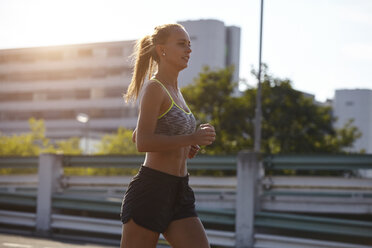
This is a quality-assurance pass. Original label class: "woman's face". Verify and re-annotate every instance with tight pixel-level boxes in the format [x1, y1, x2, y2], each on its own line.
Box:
[160, 27, 192, 70]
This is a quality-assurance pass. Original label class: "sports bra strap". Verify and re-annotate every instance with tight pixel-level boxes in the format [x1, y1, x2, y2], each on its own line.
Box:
[151, 77, 192, 115]
[151, 78, 175, 103]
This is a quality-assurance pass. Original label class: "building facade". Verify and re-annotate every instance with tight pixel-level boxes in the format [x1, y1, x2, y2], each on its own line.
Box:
[178, 19, 241, 87]
[0, 41, 137, 143]
[333, 89, 372, 153]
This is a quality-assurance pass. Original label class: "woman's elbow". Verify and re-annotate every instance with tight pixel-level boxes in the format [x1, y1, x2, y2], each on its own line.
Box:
[136, 133, 156, 152]
[136, 142, 145, 152]
[136, 138, 148, 152]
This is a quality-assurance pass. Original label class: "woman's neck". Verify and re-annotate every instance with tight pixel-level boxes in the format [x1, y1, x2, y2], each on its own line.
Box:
[155, 66, 179, 89]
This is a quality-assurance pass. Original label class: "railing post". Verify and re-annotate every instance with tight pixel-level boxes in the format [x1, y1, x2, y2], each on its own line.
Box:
[36, 153, 63, 235]
[236, 151, 260, 248]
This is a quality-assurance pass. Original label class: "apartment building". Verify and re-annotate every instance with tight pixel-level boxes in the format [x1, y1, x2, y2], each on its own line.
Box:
[333, 89, 372, 153]
[0, 40, 137, 142]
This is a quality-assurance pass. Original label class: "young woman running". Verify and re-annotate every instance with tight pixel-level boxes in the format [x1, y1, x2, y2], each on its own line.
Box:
[120, 23, 216, 248]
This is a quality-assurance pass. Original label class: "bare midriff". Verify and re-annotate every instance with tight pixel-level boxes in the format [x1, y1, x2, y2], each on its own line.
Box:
[143, 145, 191, 177]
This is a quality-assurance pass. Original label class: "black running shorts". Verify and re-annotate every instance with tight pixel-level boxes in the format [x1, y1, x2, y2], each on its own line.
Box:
[120, 165, 198, 233]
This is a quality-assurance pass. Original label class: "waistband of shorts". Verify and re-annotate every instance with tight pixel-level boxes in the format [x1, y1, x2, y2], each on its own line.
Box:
[138, 165, 189, 183]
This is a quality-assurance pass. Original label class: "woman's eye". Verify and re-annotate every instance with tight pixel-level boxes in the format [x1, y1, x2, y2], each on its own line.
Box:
[178, 43, 190, 47]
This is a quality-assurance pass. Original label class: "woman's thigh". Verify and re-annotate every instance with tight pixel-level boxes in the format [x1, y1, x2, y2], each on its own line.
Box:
[120, 219, 160, 248]
[163, 217, 210, 248]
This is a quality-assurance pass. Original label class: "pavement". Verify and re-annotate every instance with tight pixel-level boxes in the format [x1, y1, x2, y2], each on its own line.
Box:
[0, 233, 169, 248]
[0, 233, 117, 248]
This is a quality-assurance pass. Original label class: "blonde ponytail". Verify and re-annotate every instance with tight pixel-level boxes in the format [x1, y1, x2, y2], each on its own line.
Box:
[125, 35, 156, 102]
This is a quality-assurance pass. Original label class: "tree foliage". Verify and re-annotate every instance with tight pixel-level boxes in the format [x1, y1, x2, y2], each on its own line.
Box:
[182, 65, 361, 155]
[182, 66, 251, 154]
[0, 119, 140, 175]
[94, 127, 141, 155]
[0, 118, 140, 157]
[0, 118, 82, 156]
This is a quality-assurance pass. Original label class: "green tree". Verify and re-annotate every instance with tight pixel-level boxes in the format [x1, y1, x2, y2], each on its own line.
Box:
[182, 66, 251, 154]
[94, 127, 141, 155]
[0, 118, 52, 156]
[55, 137, 82, 155]
[0, 118, 140, 156]
[182, 64, 361, 154]
[0, 118, 83, 156]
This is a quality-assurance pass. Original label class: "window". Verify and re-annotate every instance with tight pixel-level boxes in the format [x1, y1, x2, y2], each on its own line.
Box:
[90, 109, 104, 118]
[108, 67, 123, 76]
[43, 110, 62, 119]
[33, 92, 47, 101]
[46, 91, 64, 100]
[90, 88, 105, 99]
[78, 48, 92, 58]
[0, 92, 33, 102]
[75, 89, 90, 99]
[105, 87, 124, 98]
[20, 53, 36, 63]
[47, 51, 63, 61]
[92, 69, 107, 78]
[107, 47, 123, 57]
[5, 111, 33, 121]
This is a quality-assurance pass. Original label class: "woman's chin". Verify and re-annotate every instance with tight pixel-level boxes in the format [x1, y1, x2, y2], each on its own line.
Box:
[180, 63, 189, 70]
[176, 64, 188, 72]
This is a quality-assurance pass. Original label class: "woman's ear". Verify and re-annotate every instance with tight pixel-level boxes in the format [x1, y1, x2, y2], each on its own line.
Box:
[155, 44, 165, 59]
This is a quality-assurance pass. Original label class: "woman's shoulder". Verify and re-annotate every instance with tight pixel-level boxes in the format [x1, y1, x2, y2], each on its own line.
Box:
[142, 79, 166, 94]
[140, 79, 166, 102]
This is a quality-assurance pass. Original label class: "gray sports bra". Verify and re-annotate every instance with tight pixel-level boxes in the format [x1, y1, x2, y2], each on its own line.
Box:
[151, 78, 196, 136]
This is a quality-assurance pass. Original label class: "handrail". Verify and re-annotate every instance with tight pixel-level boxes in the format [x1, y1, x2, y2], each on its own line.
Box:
[254, 233, 372, 248]
[0, 156, 38, 169]
[263, 154, 372, 170]
[62, 155, 144, 168]
[62, 154, 237, 171]
[0, 191, 236, 227]
[255, 211, 372, 238]
[1, 153, 372, 247]
[0, 191, 36, 207]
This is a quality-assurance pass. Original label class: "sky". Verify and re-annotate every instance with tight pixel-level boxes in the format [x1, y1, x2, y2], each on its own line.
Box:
[0, 0, 371, 102]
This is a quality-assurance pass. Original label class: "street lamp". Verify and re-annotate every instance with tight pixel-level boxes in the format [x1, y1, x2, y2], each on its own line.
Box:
[254, 0, 264, 152]
[76, 113, 90, 154]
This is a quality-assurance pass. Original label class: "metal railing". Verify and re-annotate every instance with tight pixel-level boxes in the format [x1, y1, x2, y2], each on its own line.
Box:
[1, 153, 372, 247]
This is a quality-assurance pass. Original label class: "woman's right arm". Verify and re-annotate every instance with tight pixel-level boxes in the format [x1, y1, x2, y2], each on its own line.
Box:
[135, 82, 215, 152]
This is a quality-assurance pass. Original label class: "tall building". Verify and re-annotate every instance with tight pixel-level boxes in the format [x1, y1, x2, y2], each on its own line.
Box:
[0, 19, 241, 149]
[0, 41, 137, 143]
[178, 19, 241, 87]
[333, 89, 372, 153]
